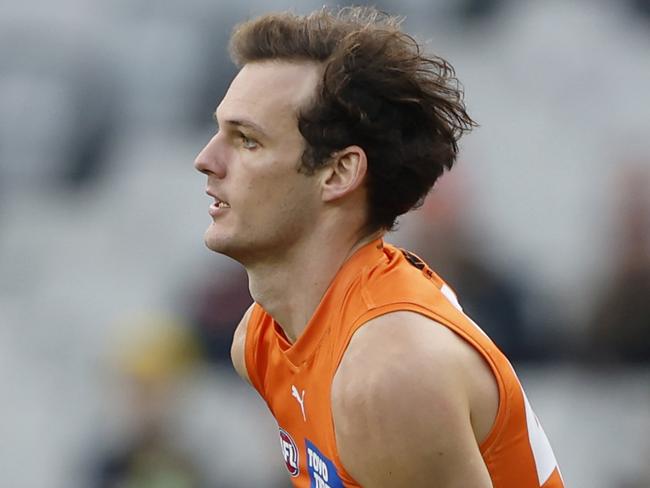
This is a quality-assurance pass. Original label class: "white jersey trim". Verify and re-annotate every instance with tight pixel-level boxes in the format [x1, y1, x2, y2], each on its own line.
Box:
[442, 281, 562, 486]
[522, 390, 560, 485]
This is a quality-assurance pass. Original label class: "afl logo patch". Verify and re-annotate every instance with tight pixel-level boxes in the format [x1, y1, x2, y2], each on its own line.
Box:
[279, 428, 300, 477]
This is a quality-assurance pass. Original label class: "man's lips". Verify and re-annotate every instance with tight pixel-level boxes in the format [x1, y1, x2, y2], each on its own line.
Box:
[206, 190, 230, 217]
[209, 202, 229, 217]
[206, 190, 230, 207]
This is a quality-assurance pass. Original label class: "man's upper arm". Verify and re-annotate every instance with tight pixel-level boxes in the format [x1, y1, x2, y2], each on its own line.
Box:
[231, 303, 255, 384]
[331, 311, 493, 488]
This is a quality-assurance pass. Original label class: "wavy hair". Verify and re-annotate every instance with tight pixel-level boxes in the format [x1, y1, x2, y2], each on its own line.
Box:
[229, 7, 476, 231]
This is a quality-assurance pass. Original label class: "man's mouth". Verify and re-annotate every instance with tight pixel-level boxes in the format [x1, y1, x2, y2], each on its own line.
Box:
[206, 190, 231, 209]
[208, 197, 230, 218]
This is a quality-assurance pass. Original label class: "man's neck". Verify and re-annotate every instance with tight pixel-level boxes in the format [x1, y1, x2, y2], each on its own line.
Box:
[246, 229, 383, 343]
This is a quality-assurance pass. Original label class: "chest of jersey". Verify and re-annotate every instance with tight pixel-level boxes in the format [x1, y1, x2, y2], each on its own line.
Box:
[264, 340, 351, 487]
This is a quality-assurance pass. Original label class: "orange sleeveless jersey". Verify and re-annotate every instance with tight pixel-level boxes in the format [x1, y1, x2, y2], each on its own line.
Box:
[244, 239, 564, 487]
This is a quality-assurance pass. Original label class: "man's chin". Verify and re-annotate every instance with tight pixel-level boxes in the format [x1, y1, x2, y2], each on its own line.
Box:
[204, 228, 227, 253]
[204, 230, 242, 260]
[205, 236, 226, 254]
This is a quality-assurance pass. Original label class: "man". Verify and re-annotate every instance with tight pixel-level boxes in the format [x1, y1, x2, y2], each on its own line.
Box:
[194, 7, 563, 487]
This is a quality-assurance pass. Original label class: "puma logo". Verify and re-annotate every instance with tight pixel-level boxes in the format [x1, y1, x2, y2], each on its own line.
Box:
[291, 385, 306, 421]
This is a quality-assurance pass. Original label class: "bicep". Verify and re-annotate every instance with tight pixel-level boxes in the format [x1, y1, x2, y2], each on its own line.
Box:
[332, 312, 493, 488]
[334, 381, 492, 488]
[231, 303, 255, 384]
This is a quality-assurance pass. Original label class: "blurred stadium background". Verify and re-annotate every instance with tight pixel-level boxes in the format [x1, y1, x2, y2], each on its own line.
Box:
[1, 0, 649, 486]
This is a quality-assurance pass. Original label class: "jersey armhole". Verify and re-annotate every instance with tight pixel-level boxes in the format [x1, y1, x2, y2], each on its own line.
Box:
[243, 304, 266, 398]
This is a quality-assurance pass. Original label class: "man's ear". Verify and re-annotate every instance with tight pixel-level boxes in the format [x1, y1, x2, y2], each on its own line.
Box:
[321, 146, 368, 202]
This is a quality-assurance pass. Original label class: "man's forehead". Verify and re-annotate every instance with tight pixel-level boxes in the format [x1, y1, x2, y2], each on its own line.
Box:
[217, 61, 321, 128]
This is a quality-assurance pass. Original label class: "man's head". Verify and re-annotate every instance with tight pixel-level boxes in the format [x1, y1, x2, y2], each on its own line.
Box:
[195, 7, 474, 260]
[195, 60, 324, 262]
[229, 7, 476, 231]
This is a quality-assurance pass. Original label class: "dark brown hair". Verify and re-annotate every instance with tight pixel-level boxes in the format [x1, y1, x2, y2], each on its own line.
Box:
[229, 7, 476, 232]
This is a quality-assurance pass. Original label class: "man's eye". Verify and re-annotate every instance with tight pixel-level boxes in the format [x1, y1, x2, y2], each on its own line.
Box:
[240, 134, 258, 149]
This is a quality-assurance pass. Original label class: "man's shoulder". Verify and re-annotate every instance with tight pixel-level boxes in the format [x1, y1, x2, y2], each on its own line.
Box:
[331, 310, 481, 438]
[330, 310, 494, 486]
[332, 310, 471, 408]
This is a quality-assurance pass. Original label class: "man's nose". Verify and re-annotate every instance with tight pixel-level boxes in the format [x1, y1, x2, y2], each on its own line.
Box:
[194, 134, 226, 178]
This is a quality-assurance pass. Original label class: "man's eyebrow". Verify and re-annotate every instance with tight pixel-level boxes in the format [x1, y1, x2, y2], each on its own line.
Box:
[212, 112, 269, 138]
